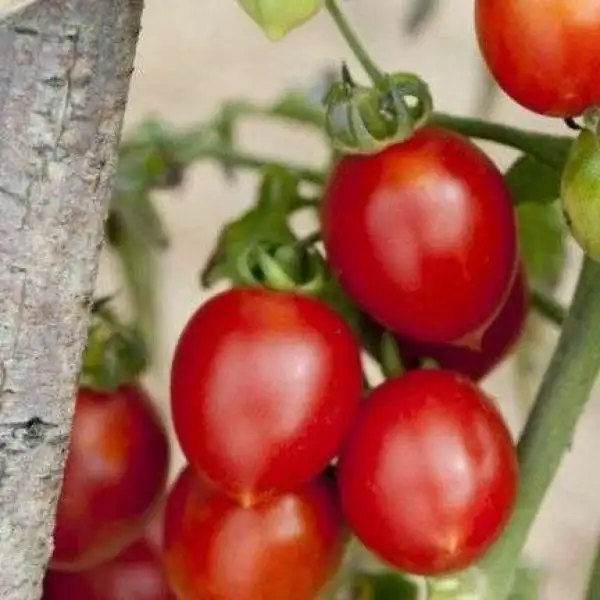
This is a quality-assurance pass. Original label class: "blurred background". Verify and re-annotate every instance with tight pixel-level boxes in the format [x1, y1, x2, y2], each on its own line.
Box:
[95, 1, 600, 598]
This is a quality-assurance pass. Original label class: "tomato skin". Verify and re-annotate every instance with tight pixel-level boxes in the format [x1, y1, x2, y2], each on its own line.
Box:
[43, 510, 176, 600]
[475, 0, 600, 117]
[398, 265, 529, 381]
[164, 467, 345, 600]
[338, 370, 518, 576]
[321, 127, 518, 345]
[170, 287, 363, 504]
[51, 385, 170, 572]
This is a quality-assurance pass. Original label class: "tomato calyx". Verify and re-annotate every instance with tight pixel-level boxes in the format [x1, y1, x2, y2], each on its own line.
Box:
[80, 298, 149, 392]
[237, 239, 325, 294]
[200, 165, 312, 289]
[323, 63, 433, 155]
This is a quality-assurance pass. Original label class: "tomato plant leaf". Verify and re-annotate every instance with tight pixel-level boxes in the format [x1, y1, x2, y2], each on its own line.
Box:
[505, 155, 563, 206]
[517, 200, 566, 292]
[107, 215, 160, 362]
[505, 156, 567, 290]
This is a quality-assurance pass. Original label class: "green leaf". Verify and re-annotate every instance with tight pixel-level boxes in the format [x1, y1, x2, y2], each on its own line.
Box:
[505, 156, 567, 290]
[517, 200, 566, 291]
[353, 570, 419, 600]
[108, 215, 160, 363]
[505, 155, 563, 206]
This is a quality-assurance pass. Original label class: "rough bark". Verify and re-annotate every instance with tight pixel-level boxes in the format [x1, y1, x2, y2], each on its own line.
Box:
[0, 1, 144, 598]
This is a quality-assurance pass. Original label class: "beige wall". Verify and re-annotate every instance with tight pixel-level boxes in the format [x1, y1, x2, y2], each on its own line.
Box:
[96, 2, 600, 598]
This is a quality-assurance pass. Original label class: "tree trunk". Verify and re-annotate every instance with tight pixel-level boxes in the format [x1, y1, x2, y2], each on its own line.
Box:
[0, 1, 144, 598]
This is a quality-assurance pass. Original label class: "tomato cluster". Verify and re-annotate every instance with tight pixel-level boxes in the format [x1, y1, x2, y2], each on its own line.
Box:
[165, 126, 521, 597]
[42, 384, 174, 598]
[44, 506, 176, 600]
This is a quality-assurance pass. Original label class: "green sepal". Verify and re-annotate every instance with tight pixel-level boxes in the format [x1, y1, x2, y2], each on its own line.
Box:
[200, 165, 301, 288]
[323, 66, 433, 155]
[80, 300, 149, 393]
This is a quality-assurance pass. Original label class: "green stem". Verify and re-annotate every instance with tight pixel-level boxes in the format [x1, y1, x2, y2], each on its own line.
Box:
[585, 538, 600, 600]
[432, 113, 572, 169]
[223, 100, 573, 172]
[324, 0, 384, 84]
[530, 288, 567, 327]
[179, 140, 325, 185]
[476, 256, 600, 599]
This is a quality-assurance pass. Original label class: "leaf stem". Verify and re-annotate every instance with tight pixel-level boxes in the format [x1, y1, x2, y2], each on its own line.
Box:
[585, 537, 600, 600]
[529, 287, 567, 327]
[178, 138, 326, 185]
[431, 113, 572, 169]
[475, 256, 600, 599]
[324, 0, 384, 84]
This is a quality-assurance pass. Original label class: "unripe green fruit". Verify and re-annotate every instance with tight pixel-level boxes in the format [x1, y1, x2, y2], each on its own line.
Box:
[236, 0, 323, 41]
[561, 129, 600, 262]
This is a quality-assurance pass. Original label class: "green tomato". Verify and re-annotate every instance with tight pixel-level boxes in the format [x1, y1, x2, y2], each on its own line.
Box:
[561, 129, 600, 262]
[236, 0, 323, 41]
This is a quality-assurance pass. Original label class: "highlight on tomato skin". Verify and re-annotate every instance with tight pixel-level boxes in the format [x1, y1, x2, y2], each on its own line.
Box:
[170, 286, 364, 505]
[43, 507, 176, 600]
[321, 126, 518, 347]
[397, 264, 529, 381]
[338, 369, 518, 576]
[50, 385, 170, 572]
[163, 466, 346, 600]
[475, 0, 600, 117]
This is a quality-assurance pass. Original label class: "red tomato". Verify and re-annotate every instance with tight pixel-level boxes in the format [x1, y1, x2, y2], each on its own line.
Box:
[170, 287, 363, 505]
[338, 370, 518, 576]
[321, 127, 518, 346]
[164, 467, 344, 600]
[44, 509, 175, 600]
[398, 265, 529, 381]
[51, 385, 170, 572]
[475, 0, 600, 117]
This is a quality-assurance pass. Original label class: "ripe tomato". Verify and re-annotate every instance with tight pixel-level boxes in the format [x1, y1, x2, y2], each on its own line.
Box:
[321, 127, 518, 346]
[164, 467, 345, 600]
[43, 509, 175, 600]
[398, 265, 529, 381]
[338, 370, 518, 576]
[170, 287, 363, 505]
[475, 0, 600, 117]
[51, 385, 170, 572]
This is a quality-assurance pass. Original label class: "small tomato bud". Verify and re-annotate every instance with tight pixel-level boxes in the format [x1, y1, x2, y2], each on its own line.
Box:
[561, 129, 600, 262]
[235, 0, 323, 41]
